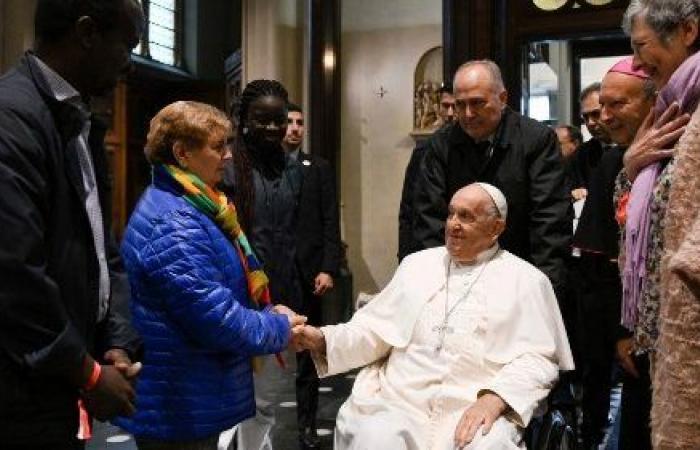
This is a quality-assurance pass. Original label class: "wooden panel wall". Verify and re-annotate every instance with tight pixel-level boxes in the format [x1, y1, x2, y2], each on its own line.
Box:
[443, 0, 630, 110]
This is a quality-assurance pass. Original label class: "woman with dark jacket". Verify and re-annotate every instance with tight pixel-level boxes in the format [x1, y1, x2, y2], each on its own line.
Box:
[115, 101, 302, 449]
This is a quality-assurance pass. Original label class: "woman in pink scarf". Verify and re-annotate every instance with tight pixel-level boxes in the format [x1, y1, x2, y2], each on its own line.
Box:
[623, 1, 700, 448]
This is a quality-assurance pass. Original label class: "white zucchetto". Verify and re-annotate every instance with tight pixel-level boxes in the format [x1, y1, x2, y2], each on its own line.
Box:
[475, 182, 508, 219]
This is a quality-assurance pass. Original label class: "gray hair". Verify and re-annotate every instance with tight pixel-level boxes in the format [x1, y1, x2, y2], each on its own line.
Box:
[642, 78, 657, 99]
[454, 59, 506, 93]
[623, 0, 700, 50]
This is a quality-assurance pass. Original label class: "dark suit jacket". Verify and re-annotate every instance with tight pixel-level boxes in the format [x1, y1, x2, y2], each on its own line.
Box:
[295, 152, 341, 291]
[573, 146, 626, 257]
[571, 138, 606, 190]
[0, 52, 140, 445]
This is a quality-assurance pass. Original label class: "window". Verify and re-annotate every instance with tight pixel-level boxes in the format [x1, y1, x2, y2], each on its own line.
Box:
[133, 0, 182, 67]
[528, 95, 551, 122]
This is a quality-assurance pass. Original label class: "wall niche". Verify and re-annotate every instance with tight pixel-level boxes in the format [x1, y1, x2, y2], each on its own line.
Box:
[412, 46, 444, 137]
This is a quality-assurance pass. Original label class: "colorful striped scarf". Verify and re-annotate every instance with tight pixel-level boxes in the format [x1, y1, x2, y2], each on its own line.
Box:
[162, 164, 272, 308]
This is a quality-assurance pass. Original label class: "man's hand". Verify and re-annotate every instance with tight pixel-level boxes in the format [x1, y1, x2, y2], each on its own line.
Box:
[313, 272, 334, 296]
[616, 337, 640, 378]
[624, 103, 690, 181]
[571, 188, 588, 201]
[294, 325, 326, 354]
[82, 364, 137, 420]
[454, 392, 507, 448]
[104, 348, 142, 380]
[289, 324, 307, 352]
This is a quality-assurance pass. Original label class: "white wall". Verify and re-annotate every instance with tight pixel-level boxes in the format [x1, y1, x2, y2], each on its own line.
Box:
[342, 0, 441, 32]
[341, 1, 441, 294]
[242, 0, 306, 106]
[241, 0, 441, 295]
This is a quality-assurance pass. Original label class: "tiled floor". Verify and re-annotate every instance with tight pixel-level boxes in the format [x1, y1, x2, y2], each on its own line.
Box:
[87, 354, 354, 450]
[86, 363, 622, 450]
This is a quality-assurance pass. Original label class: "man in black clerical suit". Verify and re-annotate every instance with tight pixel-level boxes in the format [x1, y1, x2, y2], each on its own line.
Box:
[571, 82, 613, 201]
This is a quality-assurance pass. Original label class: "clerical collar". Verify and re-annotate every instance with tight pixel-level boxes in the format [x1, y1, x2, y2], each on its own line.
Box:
[452, 244, 500, 268]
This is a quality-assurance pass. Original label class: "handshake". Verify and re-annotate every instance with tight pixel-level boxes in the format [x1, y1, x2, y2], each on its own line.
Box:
[272, 304, 327, 354]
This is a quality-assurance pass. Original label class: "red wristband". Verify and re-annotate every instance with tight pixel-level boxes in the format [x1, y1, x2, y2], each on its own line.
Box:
[84, 361, 102, 391]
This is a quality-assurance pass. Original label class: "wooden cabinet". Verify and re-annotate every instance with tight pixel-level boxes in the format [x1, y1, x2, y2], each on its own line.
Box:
[97, 66, 225, 238]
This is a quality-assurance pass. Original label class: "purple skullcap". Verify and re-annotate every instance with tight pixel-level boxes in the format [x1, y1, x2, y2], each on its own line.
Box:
[608, 56, 650, 80]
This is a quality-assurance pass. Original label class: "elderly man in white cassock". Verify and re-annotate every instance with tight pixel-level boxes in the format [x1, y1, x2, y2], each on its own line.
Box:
[295, 182, 574, 449]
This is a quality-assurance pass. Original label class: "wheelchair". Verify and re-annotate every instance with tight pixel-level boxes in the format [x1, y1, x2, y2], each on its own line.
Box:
[525, 408, 576, 450]
[524, 375, 578, 450]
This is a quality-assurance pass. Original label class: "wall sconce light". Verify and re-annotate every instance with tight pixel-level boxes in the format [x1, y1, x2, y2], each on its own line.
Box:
[323, 49, 336, 70]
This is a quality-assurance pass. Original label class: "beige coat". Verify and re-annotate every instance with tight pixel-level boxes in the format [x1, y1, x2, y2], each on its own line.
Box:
[653, 106, 700, 449]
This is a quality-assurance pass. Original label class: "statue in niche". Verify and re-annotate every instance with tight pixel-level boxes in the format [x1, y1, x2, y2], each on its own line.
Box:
[414, 81, 440, 129]
[413, 47, 444, 134]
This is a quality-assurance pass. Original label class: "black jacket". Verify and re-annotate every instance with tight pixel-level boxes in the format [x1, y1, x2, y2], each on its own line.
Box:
[571, 138, 606, 190]
[221, 151, 305, 309]
[413, 109, 572, 296]
[398, 140, 428, 261]
[0, 53, 140, 445]
[572, 146, 625, 257]
[295, 152, 341, 290]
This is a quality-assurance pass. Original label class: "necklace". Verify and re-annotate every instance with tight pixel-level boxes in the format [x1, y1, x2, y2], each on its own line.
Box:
[433, 250, 497, 352]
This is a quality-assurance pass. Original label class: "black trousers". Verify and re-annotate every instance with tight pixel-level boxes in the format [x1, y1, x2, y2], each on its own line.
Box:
[574, 252, 622, 447]
[619, 353, 652, 450]
[295, 283, 323, 431]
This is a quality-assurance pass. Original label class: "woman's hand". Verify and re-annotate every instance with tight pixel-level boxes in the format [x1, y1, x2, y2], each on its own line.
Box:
[273, 304, 307, 327]
[624, 102, 689, 181]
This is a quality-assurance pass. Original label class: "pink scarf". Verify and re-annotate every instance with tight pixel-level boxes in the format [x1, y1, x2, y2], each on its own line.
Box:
[622, 50, 700, 330]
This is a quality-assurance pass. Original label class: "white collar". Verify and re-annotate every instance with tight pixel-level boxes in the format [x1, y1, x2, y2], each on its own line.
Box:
[451, 244, 500, 268]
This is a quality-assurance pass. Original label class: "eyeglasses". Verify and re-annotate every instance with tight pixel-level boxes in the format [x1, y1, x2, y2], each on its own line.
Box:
[581, 110, 601, 122]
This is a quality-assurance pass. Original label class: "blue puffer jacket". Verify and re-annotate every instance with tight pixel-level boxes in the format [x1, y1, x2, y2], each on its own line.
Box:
[115, 169, 290, 440]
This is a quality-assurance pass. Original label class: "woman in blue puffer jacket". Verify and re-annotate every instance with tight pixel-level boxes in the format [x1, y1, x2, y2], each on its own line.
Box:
[115, 101, 304, 449]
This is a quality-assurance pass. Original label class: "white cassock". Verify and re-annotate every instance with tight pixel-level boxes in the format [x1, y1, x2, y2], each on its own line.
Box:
[313, 245, 574, 450]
